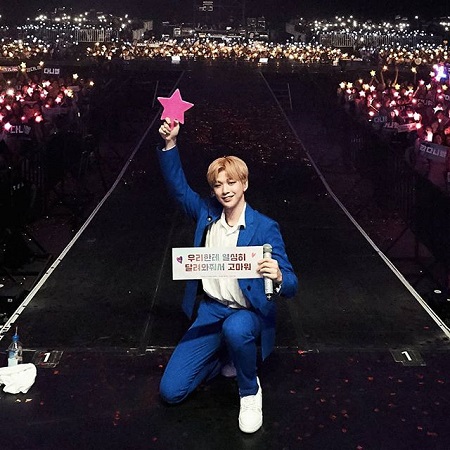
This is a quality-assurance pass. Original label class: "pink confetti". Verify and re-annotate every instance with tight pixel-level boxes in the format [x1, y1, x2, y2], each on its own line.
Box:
[297, 349, 308, 355]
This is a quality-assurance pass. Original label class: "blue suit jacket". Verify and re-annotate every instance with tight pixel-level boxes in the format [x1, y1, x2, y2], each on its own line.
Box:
[157, 146, 298, 358]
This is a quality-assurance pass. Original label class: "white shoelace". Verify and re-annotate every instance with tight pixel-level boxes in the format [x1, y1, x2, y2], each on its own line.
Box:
[240, 394, 260, 411]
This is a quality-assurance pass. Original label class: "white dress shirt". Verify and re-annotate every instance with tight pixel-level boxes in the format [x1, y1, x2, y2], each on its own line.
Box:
[202, 204, 249, 308]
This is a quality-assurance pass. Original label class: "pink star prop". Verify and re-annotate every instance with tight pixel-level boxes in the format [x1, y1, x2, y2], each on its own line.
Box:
[158, 89, 194, 124]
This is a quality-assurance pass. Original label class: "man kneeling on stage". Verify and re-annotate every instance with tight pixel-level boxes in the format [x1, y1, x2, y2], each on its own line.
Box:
[157, 118, 298, 433]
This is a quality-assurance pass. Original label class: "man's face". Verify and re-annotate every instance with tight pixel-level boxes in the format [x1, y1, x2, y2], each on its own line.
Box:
[212, 170, 247, 211]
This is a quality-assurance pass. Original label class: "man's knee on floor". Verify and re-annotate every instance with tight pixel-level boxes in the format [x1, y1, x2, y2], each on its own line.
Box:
[159, 377, 188, 404]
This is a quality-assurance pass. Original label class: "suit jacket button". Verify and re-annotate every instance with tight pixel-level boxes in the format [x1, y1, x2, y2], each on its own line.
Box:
[247, 286, 251, 291]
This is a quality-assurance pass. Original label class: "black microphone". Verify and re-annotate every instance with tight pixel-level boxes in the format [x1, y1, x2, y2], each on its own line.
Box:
[263, 243, 274, 300]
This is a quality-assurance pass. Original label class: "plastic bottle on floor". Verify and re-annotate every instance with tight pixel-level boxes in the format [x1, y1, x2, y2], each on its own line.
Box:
[7, 329, 23, 367]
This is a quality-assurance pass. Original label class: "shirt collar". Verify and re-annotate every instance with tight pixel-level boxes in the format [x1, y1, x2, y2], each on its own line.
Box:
[219, 203, 246, 232]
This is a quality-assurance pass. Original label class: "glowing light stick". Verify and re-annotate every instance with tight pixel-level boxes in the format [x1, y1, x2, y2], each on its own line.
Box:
[435, 65, 447, 81]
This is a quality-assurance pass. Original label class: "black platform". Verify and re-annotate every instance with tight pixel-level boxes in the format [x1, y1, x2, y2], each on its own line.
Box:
[1, 63, 449, 450]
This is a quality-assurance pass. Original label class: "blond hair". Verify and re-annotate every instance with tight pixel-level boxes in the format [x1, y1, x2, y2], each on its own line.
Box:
[206, 156, 248, 188]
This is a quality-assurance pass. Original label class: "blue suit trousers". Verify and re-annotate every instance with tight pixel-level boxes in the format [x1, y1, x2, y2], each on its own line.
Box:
[160, 298, 262, 403]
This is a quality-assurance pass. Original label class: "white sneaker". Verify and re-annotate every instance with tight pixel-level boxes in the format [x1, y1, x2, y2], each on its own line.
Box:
[238, 377, 263, 433]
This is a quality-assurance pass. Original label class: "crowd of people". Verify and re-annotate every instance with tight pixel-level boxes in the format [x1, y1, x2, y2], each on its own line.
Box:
[1, 35, 448, 189]
[1, 30, 449, 190]
[338, 64, 450, 190]
[1, 36, 448, 196]
[1, 40, 53, 59]
[0, 36, 448, 68]
[369, 44, 449, 67]
[87, 39, 352, 64]
[0, 68, 94, 167]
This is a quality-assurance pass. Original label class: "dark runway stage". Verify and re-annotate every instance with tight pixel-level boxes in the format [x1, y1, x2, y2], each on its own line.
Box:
[1, 63, 449, 449]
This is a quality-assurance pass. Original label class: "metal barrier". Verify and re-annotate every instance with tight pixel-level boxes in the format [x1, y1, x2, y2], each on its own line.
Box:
[318, 31, 442, 48]
[342, 110, 450, 289]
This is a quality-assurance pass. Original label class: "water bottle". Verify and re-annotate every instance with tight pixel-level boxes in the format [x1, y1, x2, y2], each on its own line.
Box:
[7, 328, 23, 367]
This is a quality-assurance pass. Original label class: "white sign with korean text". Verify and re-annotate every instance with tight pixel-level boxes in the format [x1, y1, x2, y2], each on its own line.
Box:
[172, 246, 263, 280]
[397, 122, 417, 133]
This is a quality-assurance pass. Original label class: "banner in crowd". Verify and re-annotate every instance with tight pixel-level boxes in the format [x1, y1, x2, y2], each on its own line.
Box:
[172, 246, 263, 280]
[0, 65, 60, 74]
[371, 114, 388, 129]
[0, 65, 20, 73]
[4, 124, 31, 136]
[383, 121, 399, 132]
[440, 92, 450, 107]
[43, 67, 61, 75]
[381, 121, 417, 134]
[397, 122, 417, 133]
[418, 140, 449, 162]
[26, 66, 42, 73]
[415, 98, 435, 109]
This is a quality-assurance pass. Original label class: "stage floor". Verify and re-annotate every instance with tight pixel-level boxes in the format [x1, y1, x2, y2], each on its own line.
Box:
[1, 63, 449, 449]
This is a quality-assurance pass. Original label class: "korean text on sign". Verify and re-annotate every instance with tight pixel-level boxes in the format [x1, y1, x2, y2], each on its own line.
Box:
[172, 246, 263, 280]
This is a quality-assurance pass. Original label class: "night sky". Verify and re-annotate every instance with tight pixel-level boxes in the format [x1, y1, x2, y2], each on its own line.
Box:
[1, 0, 449, 23]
